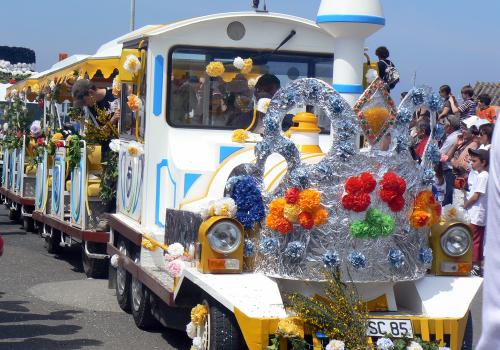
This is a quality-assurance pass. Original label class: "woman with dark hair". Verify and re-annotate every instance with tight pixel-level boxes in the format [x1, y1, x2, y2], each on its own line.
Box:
[479, 123, 494, 150]
[414, 121, 431, 161]
[375, 46, 399, 90]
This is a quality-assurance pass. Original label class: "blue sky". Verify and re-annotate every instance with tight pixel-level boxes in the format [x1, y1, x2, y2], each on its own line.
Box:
[3, 0, 499, 97]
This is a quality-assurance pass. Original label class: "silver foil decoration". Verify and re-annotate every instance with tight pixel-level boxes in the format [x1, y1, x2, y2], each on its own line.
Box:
[230, 78, 441, 282]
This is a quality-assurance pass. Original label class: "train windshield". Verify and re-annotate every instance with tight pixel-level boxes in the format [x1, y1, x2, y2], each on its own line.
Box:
[167, 46, 333, 132]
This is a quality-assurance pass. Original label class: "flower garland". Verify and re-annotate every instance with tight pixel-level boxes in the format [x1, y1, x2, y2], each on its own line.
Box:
[266, 188, 328, 234]
[185, 304, 209, 350]
[341, 172, 376, 212]
[410, 191, 441, 229]
[349, 208, 395, 239]
[379, 172, 406, 212]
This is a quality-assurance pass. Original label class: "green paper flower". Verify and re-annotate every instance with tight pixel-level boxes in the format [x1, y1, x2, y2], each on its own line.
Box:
[350, 208, 395, 239]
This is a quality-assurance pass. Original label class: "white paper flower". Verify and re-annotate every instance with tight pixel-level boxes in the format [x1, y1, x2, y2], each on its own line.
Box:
[326, 339, 345, 350]
[406, 342, 423, 350]
[247, 77, 258, 89]
[257, 98, 271, 113]
[376, 337, 394, 350]
[123, 54, 141, 74]
[49, 80, 56, 91]
[3, 123, 8, 131]
[186, 322, 197, 339]
[30, 120, 42, 137]
[167, 242, 185, 258]
[192, 337, 203, 350]
[233, 56, 245, 70]
[366, 68, 379, 84]
[127, 141, 144, 157]
[110, 254, 119, 268]
[199, 206, 210, 220]
[442, 204, 470, 224]
[213, 198, 237, 217]
[109, 139, 121, 153]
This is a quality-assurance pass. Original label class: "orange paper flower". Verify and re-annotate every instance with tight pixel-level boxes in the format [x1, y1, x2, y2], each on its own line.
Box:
[312, 207, 328, 226]
[410, 210, 431, 228]
[269, 198, 286, 216]
[298, 189, 321, 212]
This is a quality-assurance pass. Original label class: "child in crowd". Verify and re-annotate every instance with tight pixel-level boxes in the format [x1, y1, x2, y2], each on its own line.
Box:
[463, 148, 490, 276]
[476, 94, 496, 124]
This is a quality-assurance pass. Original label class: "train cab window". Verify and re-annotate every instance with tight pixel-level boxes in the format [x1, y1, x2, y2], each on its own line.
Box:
[120, 80, 146, 140]
[168, 47, 333, 132]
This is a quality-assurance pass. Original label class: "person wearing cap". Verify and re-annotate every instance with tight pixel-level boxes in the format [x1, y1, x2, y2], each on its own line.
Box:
[463, 148, 489, 276]
[71, 79, 120, 125]
[440, 115, 462, 205]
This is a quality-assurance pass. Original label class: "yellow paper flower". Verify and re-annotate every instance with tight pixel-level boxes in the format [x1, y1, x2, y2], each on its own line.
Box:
[277, 317, 303, 339]
[232, 129, 248, 143]
[206, 61, 225, 77]
[240, 58, 253, 74]
[51, 133, 63, 142]
[363, 106, 390, 135]
[283, 204, 301, 223]
[191, 304, 208, 326]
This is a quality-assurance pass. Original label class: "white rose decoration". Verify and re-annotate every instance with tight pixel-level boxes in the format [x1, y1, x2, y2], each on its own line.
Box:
[167, 242, 185, 258]
[186, 322, 197, 339]
[257, 98, 271, 114]
[233, 56, 245, 70]
[123, 54, 141, 74]
[406, 341, 423, 350]
[109, 139, 121, 153]
[326, 339, 345, 350]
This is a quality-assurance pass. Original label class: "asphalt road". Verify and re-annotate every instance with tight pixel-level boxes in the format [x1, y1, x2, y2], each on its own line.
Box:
[0, 206, 483, 349]
[0, 207, 191, 350]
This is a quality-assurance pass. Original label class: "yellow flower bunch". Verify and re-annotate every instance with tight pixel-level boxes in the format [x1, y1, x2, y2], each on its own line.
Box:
[231, 129, 248, 143]
[51, 133, 63, 142]
[191, 304, 208, 326]
[276, 317, 304, 339]
[206, 61, 225, 77]
[141, 237, 156, 251]
[362, 106, 390, 135]
[240, 58, 253, 74]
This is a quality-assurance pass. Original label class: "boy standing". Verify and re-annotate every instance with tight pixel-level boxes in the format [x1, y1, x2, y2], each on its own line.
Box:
[463, 148, 489, 276]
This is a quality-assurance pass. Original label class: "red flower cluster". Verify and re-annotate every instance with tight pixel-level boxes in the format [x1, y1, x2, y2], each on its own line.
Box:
[379, 172, 406, 212]
[342, 172, 376, 212]
[37, 138, 44, 146]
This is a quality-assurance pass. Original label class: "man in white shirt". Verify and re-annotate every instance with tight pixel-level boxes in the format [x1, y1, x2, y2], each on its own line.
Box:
[440, 116, 461, 205]
[476, 126, 500, 349]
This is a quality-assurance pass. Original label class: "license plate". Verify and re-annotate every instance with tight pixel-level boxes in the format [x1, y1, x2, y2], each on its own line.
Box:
[367, 318, 413, 338]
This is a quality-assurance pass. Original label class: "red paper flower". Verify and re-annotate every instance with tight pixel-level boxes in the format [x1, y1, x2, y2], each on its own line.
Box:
[55, 141, 64, 148]
[37, 138, 44, 146]
[345, 176, 364, 194]
[360, 172, 376, 193]
[276, 219, 293, 235]
[285, 187, 300, 204]
[388, 195, 405, 212]
[379, 189, 398, 203]
[298, 211, 314, 229]
[351, 193, 371, 212]
[341, 194, 354, 210]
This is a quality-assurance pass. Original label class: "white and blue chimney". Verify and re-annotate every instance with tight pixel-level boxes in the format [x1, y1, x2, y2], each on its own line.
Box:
[317, 0, 385, 106]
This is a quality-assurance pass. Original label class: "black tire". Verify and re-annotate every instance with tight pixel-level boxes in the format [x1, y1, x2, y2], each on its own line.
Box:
[23, 217, 35, 233]
[45, 229, 61, 254]
[206, 298, 246, 350]
[131, 254, 160, 330]
[82, 242, 108, 279]
[115, 239, 132, 312]
[462, 312, 473, 350]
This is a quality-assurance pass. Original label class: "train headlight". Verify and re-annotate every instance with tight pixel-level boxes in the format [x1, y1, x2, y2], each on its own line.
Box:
[206, 220, 242, 254]
[440, 226, 471, 257]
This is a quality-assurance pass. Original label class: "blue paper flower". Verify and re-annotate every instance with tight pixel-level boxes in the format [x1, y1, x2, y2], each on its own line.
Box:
[244, 238, 255, 257]
[230, 176, 265, 229]
[284, 241, 305, 262]
[425, 143, 441, 164]
[419, 247, 433, 265]
[395, 134, 409, 153]
[433, 123, 445, 141]
[323, 250, 340, 268]
[396, 107, 413, 124]
[422, 168, 435, 185]
[259, 237, 279, 255]
[427, 93, 444, 112]
[348, 251, 366, 270]
[411, 88, 425, 106]
[290, 167, 309, 188]
[388, 249, 405, 268]
[329, 95, 344, 114]
[315, 162, 334, 181]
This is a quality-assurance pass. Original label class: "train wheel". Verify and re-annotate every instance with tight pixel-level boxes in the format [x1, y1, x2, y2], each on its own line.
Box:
[131, 253, 160, 330]
[115, 239, 132, 312]
[82, 242, 108, 279]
